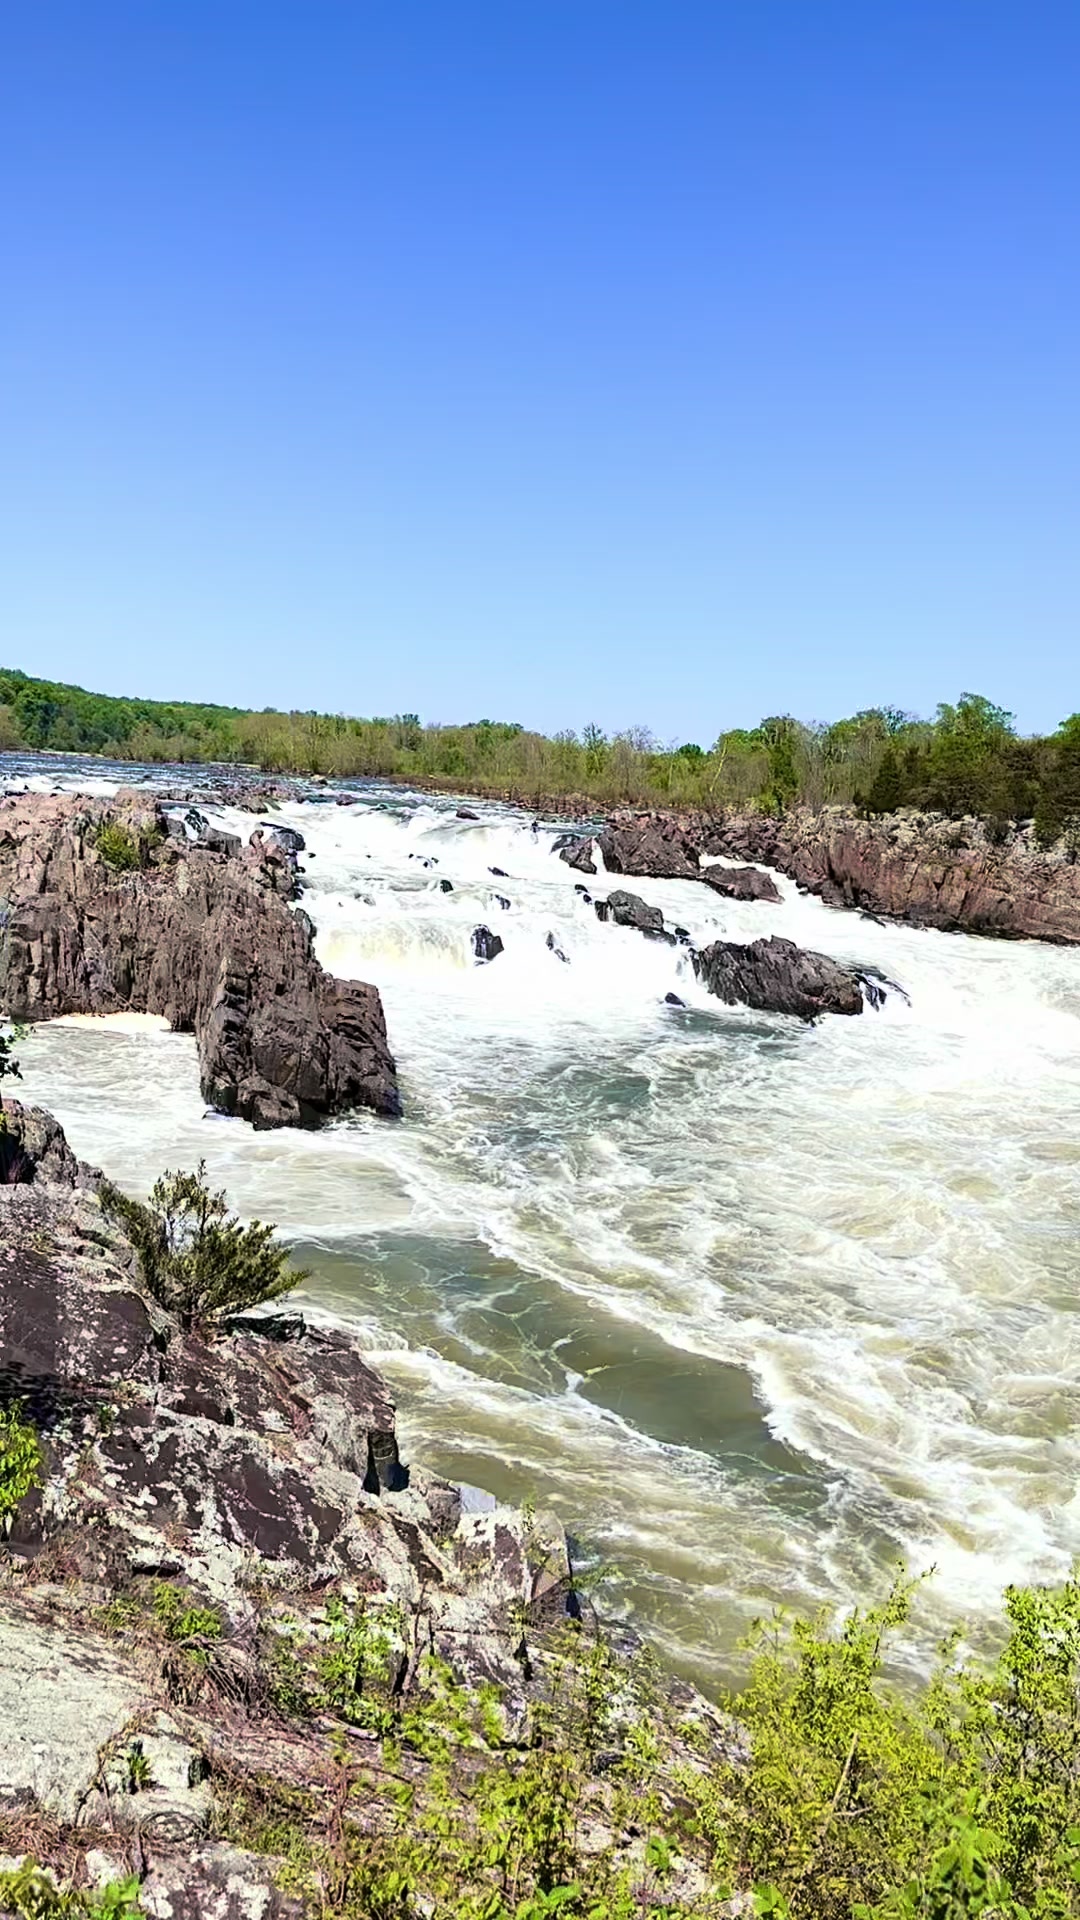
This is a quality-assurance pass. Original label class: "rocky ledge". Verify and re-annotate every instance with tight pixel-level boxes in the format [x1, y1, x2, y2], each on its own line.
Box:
[562, 807, 1080, 945]
[0, 791, 399, 1128]
[0, 1102, 732, 1915]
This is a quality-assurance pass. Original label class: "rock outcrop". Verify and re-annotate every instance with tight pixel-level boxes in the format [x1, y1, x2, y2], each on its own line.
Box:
[693, 934, 866, 1018]
[594, 890, 675, 943]
[0, 1102, 580, 1904]
[596, 820, 700, 881]
[0, 792, 399, 1128]
[693, 808, 1080, 944]
[699, 862, 782, 904]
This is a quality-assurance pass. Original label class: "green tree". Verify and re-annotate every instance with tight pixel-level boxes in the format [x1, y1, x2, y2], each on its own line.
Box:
[101, 1161, 307, 1333]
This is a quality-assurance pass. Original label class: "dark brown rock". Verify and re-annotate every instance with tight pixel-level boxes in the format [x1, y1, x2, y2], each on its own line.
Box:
[693, 934, 866, 1018]
[556, 834, 597, 874]
[699, 862, 781, 903]
[0, 792, 399, 1127]
[596, 819, 699, 881]
[594, 890, 674, 942]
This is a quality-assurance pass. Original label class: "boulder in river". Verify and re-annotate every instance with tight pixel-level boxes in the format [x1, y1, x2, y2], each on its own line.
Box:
[594, 889, 676, 944]
[439, 877, 454, 892]
[258, 821, 306, 855]
[456, 806, 480, 820]
[597, 819, 699, 881]
[554, 834, 597, 875]
[699, 863, 781, 903]
[692, 934, 866, 1018]
[473, 925, 504, 963]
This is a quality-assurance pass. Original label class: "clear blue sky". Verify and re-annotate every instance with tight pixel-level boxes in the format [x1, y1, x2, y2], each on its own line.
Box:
[2, 3, 1077, 740]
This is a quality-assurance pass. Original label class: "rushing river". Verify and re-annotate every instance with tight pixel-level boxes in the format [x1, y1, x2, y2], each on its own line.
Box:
[6, 755, 1080, 1681]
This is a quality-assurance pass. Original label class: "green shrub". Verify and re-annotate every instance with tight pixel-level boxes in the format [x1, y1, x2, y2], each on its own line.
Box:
[0, 1402, 43, 1536]
[101, 1161, 306, 1333]
[92, 820, 143, 870]
[0, 1022, 25, 1089]
[0, 1860, 142, 1917]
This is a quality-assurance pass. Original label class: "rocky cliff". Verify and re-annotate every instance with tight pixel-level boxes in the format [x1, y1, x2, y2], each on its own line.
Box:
[0, 791, 399, 1127]
[562, 807, 1080, 945]
[0, 1102, 730, 1915]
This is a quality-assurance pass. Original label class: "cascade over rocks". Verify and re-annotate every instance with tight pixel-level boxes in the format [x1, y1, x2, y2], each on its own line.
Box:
[693, 934, 866, 1018]
[0, 791, 400, 1128]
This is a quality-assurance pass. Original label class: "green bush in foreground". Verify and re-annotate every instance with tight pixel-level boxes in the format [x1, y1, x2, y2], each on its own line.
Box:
[101, 1161, 305, 1333]
[0, 1402, 42, 1537]
[203, 1571, 1080, 1918]
[0, 1861, 143, 1917]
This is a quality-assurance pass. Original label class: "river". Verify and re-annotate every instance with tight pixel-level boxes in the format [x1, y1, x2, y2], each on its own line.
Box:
[6, 755, 1080, 1682]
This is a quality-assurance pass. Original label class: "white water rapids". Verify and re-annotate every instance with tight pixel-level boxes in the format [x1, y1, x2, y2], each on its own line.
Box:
[8, 761, 1080, 1680]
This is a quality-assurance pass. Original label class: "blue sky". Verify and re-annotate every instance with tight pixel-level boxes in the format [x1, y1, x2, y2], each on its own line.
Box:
[2, 3, 1077, 740]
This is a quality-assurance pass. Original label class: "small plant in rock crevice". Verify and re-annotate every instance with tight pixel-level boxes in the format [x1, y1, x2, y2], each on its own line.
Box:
[91, 820, 144, 871]
[100, 1161, 306, 1333]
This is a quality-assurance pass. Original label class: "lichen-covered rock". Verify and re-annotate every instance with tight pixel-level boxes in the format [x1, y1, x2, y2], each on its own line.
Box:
[0, 791, 399, 1127]
[0, 1605, 147, 1823]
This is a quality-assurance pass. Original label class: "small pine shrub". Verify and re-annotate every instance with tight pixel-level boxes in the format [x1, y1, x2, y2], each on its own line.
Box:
[0, 1401, 43, 1536]
[101, 1161, 306, 1333]
[92, 820, 143, 870]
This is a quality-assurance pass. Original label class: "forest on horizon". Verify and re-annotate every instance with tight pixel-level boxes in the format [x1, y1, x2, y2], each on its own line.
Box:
[2, 665, 1079, 844]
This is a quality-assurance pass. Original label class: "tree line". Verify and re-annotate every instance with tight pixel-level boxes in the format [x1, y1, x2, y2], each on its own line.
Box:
[2, 667, 1078, 843]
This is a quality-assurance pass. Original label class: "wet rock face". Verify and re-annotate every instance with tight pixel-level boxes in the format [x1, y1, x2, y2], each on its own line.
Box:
[472, 925, 504, 962]
[554, 834, 598, 874]
[0, 791, 399, 1128]
[597, 820, 700, 881]
[699, 863, 781, 903]
[594, 890, 675, 943]
[693, 934, 865, 1019]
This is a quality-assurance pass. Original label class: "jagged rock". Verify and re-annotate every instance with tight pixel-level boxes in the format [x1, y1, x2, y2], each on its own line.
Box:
[456, 807, 479, 820]
[597, 820, 699, 881]
[664, 992, 686, 1007]
[545, 932, 570, 963]
[257, 822, 305, 855]
[0, 1108, 573, 1697]
[699, 863, 781, 903]
[555, 835, 597, 875]
[439, 878, 454, 892]
[0, 793, 399, 1128]
[488, 866, 508, 878]
[693, 935, 866, 1018]
[0, 1099, 98, 1188]
[493, 893, 511, 910]
[594, 890, 675, 943]
[473, 926, 504, 963]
